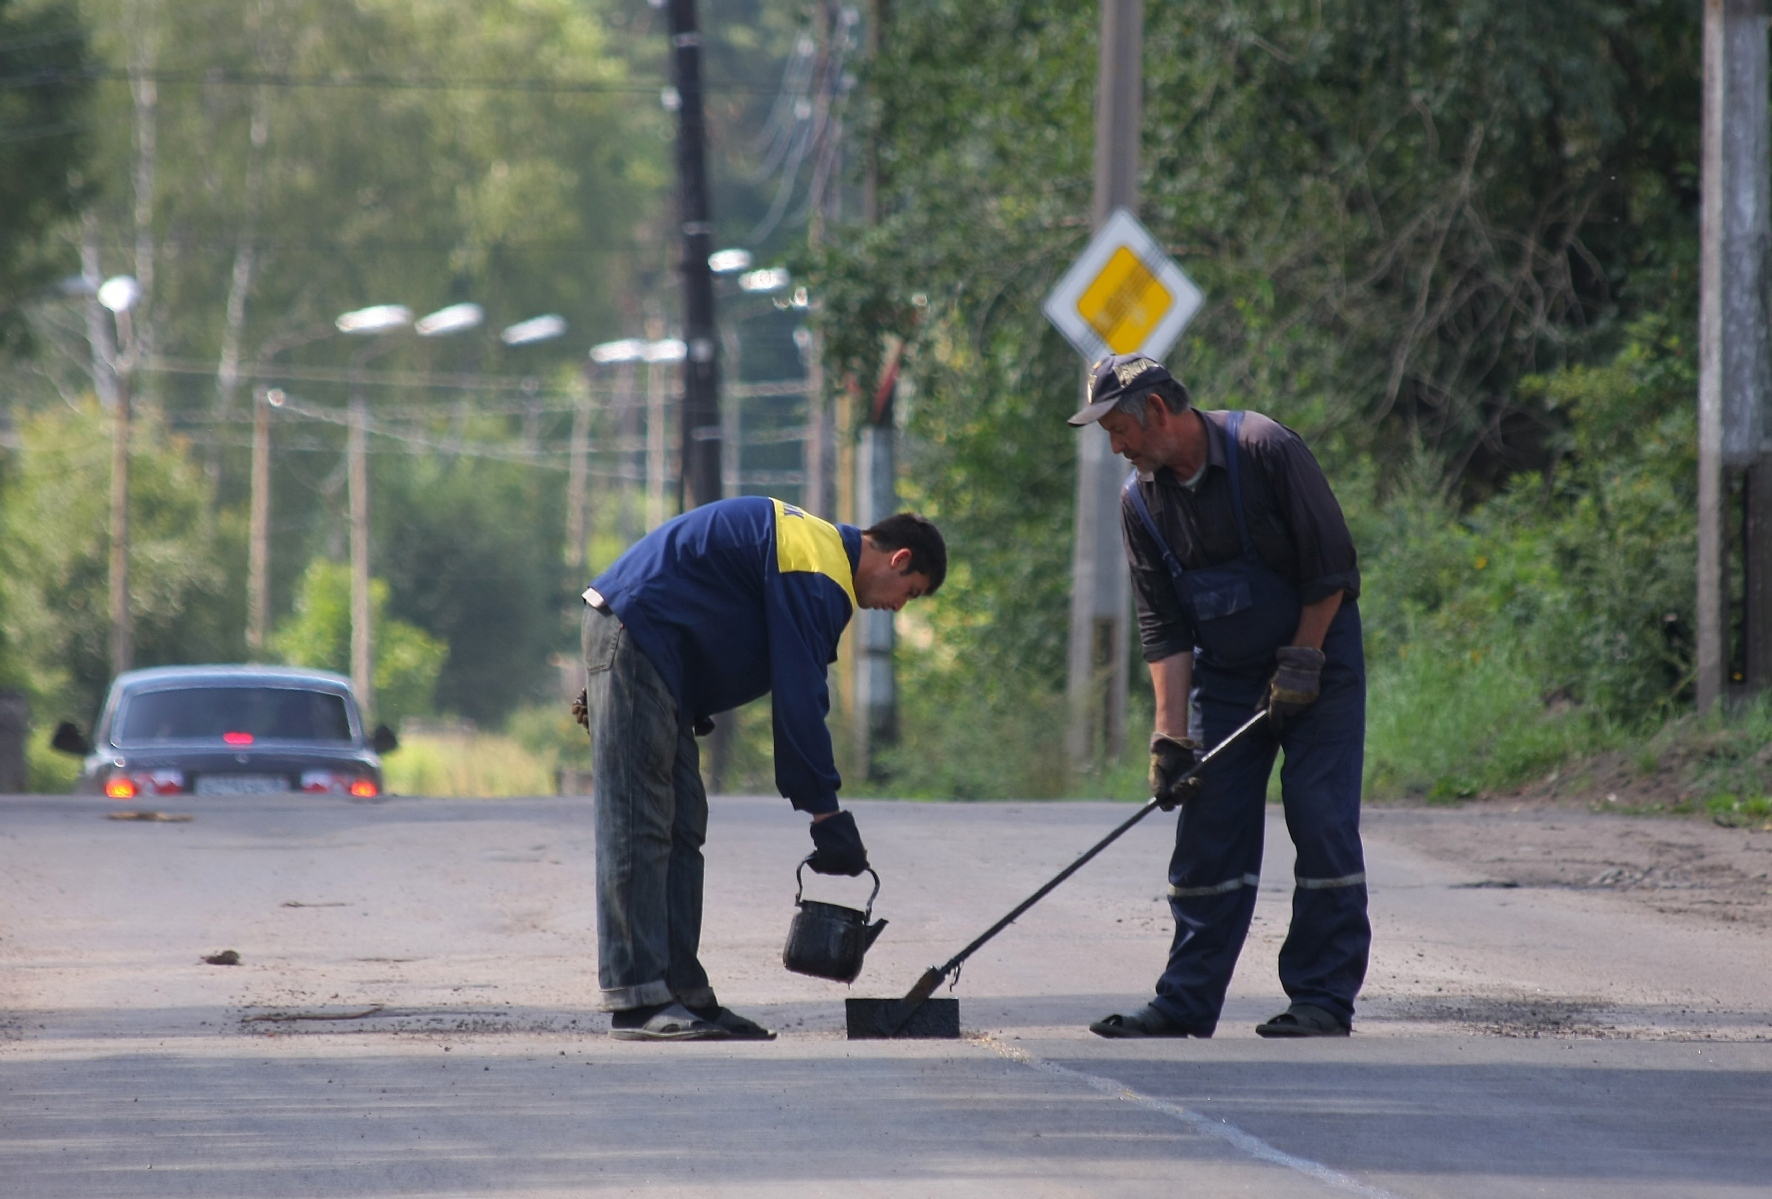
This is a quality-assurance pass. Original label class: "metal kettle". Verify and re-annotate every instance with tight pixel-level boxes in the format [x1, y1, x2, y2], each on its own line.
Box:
[782, 860, 887, 983]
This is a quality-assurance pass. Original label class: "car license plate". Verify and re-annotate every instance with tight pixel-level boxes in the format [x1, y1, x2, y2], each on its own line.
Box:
[195, 774, 289, 795]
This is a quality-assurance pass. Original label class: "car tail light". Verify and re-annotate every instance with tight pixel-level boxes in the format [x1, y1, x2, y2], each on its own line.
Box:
[222, 731, 254, 746]
[104, 769, 185, 800]
[301, 770, 377, 797]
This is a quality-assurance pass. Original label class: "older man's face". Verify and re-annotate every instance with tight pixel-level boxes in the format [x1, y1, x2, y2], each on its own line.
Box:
[1099, 406, 1178, 473]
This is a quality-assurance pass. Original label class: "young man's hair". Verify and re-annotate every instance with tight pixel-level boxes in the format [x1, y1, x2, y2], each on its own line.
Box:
[863, 512, 947, 593]
[1112, 378, 1194, 427]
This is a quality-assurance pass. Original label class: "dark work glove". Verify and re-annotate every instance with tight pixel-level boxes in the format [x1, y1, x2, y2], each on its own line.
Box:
[571, 689, 589, 730]
[807, 810, 869, 876]
[692, 716, 715, 738]
[1263, 646, 1325, 733]
[1149, 733, 1204, 811]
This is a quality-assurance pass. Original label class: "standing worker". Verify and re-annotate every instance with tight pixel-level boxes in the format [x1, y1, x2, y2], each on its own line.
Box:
[578, 496, 945, 1041]
[1071, 354, 1368, 1038]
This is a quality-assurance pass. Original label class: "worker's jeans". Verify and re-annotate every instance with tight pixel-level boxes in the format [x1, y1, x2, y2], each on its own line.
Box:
[582, 605, 716, 1013]
[1152, 604, 1370, 1033]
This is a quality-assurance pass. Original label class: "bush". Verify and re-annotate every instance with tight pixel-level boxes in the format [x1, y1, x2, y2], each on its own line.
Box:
[272, 558, 446, 727]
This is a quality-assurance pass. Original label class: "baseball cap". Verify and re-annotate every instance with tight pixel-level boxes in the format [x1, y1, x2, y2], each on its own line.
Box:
[1066, 353, 1188, 426]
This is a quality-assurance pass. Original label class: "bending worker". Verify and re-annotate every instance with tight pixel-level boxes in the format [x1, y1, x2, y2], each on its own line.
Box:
[578, 496, 945, 1041]
[1072, 354, 1368, 1039]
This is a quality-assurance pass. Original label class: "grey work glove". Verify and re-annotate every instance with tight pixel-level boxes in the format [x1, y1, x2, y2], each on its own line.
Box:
[807, 810, 869, 876]
[1263, 646, 1326, 732]
[1149, 733, 1204, 811]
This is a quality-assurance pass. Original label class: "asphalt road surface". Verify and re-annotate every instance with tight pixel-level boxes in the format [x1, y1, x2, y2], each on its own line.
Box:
[3, 792, 1768, 1197]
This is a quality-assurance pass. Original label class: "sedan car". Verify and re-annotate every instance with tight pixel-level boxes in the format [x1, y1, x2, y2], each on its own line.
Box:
[53, 665, 398, 799]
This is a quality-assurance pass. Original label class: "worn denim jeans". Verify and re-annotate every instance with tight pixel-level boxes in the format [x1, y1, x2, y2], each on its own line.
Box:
[582, 604, 716, 1013]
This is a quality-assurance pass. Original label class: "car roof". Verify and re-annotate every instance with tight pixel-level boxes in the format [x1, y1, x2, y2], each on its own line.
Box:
[110, 665, 356, 694]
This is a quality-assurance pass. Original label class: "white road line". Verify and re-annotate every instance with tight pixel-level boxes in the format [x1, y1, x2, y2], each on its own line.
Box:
[981, 1036, 1408, 1199]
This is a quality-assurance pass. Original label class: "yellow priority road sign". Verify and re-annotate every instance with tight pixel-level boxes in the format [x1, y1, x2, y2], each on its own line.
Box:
[1042, 208, 1203, 363]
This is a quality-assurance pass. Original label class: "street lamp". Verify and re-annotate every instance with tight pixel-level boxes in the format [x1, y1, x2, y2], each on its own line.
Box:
[708, 248, 753, 275]
[502, 314, 567, 347]
[737, 267, 790, 294]
[99, 275, 141, 677]
[415, 303, 484, 338]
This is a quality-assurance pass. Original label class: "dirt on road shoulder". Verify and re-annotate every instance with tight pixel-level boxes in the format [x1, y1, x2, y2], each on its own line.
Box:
[1368, 801, 1772, 930]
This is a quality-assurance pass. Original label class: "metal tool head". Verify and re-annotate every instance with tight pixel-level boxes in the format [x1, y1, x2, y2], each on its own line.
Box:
[844, 996, 960, 1039]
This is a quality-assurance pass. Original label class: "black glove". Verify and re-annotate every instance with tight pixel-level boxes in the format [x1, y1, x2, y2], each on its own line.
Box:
[1263, 646, 1325, 732]
[807, 810, 869, 876]
[1149, 733, 1204, 811]
[692, 716, 715, 738]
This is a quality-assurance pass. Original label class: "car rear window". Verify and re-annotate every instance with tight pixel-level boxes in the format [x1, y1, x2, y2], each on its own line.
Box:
[117, 687, 354, 744]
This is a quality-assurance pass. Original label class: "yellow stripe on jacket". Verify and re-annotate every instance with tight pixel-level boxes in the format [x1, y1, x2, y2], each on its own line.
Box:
[772, 498, 857, 611]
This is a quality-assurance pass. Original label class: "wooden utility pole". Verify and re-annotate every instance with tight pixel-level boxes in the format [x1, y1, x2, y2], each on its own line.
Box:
[109, 374, 132, 676]
[348, 393, 373, 722]
[1698, 0, 1772, 710]
[666, 0, 724, 513]
[247, 384, 273, 655]
[1065, 0, 1141, 772]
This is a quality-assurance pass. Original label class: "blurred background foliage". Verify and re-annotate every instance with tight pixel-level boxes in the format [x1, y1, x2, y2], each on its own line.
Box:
[0, 0, 1739, 803]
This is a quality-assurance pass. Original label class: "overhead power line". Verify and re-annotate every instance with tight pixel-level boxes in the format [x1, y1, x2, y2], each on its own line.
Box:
[0, 65, 776, 95]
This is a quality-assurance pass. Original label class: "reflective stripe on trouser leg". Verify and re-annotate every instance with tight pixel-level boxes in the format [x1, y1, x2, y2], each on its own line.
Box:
[1167, 873, 1261, 898]
[1275, 603, 1370, 1026]
[1294, 872, 1365, 889]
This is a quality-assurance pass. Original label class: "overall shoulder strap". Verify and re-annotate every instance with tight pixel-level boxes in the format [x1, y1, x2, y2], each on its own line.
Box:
[1123, 470, 1185, 581]
[1216, 410, 1257, 558]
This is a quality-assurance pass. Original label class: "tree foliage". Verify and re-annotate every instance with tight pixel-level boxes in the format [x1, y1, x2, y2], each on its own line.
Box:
[0, 0, 92, 350]
[272, 557, 446, 727]
[0, 404, 240, 724]
[814, 0, 1701, 695]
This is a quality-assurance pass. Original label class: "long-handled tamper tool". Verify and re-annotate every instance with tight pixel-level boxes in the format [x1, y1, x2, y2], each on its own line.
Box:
[845, 708, 1271, 1039]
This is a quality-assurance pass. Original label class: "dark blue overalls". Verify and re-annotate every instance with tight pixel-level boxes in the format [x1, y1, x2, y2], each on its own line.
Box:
[1125, 410, 1370, 1032]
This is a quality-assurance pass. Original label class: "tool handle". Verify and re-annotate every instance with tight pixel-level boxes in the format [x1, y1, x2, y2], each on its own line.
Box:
[932, 708, 1269, 980]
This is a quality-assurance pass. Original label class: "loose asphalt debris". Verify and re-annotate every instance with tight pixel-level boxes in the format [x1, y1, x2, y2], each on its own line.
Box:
[202, 950, 242, 966]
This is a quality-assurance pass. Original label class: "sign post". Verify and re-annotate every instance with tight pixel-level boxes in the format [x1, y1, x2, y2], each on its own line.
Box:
[1044, 205, 1203, 774]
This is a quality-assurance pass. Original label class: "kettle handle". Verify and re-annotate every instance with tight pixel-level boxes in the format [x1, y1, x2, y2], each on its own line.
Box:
[795, 857, 882, 918]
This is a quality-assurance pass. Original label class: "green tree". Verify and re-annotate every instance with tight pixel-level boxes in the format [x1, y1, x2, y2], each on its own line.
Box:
[0, 403, 241, 724]
[272, 557, 446, 727]
[370, 448, 564, 726]
[0, 0, 91, 351]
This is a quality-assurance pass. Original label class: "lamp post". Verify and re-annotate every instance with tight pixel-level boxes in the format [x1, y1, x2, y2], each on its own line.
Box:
[501, 316, 584, 571]
[336, 304, 414, 722]
[246, 320, 344, 657]
[98, 275, 142, 677]
[591, 338, 648, 547]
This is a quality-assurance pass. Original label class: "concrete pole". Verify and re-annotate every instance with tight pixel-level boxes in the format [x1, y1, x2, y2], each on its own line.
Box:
[1698, 0, 1772, 710]
[646, 360, 669, 531]
[802, 328, 829, 516]
[854, 413, 896, 777]
[1065, 0, 1140, 772]
[247, 384, 271, 656]
[348, 393, 373, 723]
[564, 384, 591, 575]
[108, 370, 132, 677]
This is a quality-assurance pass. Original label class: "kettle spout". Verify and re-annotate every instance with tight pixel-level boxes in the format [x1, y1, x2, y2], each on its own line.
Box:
[862, 918, 889, 953]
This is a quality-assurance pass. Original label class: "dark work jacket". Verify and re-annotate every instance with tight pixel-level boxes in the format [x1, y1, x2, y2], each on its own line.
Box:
[1122, 409, 1360, 664]
[590, 496, 860, 815]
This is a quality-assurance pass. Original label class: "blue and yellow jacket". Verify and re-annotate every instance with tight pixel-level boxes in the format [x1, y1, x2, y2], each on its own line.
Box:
[590, 496, 860, 815]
